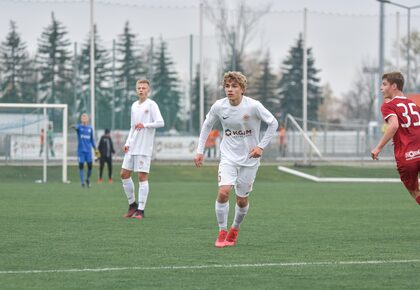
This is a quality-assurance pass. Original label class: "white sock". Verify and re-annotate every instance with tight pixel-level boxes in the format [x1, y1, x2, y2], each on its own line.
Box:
[122, 178, 135, 204]
[232, 203, 249, 229]
[215, 201, 229, 231]
[138, 181, 149, 210]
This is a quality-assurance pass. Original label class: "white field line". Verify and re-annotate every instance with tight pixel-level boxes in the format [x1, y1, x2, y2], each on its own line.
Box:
[1, 259, 420, 275]
[278, 166, 401, 183]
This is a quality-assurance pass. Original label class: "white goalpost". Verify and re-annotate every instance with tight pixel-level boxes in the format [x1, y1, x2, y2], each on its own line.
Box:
[0, 103, 68, 183]
[277, 165, 400, 183]
[279, 114, 401, 183]
[284, 113, 322, 159]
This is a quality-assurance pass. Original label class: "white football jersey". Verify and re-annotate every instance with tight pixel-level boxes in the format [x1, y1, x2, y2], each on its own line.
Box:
[197, 96, 278, 166]
[125, 98, 164, 156]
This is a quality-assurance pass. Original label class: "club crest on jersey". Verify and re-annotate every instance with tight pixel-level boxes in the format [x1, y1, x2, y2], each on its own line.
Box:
[144, 109, 149, 114]
[243, 114, 250, 121]
[225, 128, 252, 137]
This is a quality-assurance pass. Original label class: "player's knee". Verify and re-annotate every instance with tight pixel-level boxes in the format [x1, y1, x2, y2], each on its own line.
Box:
[217, 188, 230, 202]
[120, 169, 130, 179]
[87, 163, 93, 170]
[139, 173, 148, 182]
[236, 196, 248, 207]
[78, 163, 84, 170]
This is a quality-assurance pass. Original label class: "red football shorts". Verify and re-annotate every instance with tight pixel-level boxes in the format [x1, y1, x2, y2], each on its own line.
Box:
[396, 161, 420, 192]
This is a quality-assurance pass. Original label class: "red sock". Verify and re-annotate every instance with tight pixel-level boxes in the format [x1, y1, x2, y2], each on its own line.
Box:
[416, 195, 420, 205]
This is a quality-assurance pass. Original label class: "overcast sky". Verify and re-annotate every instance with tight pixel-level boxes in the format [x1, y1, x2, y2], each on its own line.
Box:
[1, 0, 420, 97]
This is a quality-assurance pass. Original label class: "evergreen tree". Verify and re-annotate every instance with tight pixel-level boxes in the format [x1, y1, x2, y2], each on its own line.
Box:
[115, 21, 145, 129]
[152, 39, 180, 131]
[20, 55, 39, 103]
[78, 25, 112, 129]
[37, 12, 72, 127]
[191, 64, 212, 134]
[37, 13, 72, 105]
[253, 51, 279, 115]
[278, 34, 322, 121]
[0, 21, 30, 103]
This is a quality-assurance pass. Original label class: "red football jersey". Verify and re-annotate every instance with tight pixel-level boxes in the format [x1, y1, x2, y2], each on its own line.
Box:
[381, 96, 420, 163]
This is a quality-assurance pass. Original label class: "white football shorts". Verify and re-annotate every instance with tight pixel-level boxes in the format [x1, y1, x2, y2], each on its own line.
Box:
[218, 160, 258, 197]
[122, 154, 151, 173]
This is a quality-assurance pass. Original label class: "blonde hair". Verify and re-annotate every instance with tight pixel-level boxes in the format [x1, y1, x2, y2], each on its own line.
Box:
[223, 71, 247, 91]
[136, 79, 150, 87]
[382, 72, 404, 91]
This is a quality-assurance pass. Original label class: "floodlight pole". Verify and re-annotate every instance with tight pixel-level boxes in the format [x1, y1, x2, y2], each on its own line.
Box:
[199, 2, 204, 128]
[90, 0, 95, 132]
[396, 12, 400, 70]
[189, 34, 194, 134]
[302, 8, 308, 164]
[111, 39, 116, 130]
[378, 0, 385, 134]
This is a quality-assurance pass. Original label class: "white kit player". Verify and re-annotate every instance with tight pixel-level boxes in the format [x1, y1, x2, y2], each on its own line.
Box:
[120, 79, 164, 219]
[194, 71, 278, 247]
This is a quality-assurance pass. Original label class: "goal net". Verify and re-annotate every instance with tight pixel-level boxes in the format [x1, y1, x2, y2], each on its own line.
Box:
[0, 103, 68, 183]
[277, 114, 401, 183]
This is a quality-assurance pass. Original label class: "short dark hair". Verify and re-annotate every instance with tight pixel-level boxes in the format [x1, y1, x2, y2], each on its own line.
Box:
[382, 71, 404, 91]
[105, 128, 110, 134]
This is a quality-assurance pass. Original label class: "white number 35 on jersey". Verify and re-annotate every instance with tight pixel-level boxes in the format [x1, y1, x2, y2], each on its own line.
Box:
[397, 103, 420, 128]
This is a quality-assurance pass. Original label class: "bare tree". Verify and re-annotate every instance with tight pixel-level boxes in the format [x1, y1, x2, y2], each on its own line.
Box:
[390, 29, 420, 92]
[402, 30, 420, 92]
[318, 83, 345, 123]
[343, 64, 377, 123]
[204, 0, 271, 72]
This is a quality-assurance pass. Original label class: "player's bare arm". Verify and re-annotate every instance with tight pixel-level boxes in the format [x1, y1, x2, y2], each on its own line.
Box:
[371, 115, 399, 160]
[194, 153, 204, 167]
[249, 146, 263, 159]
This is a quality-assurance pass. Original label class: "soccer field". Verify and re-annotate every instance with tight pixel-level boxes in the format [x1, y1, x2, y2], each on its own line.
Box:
[0, 164, 419, 289]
